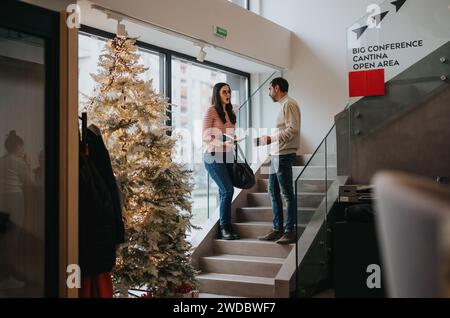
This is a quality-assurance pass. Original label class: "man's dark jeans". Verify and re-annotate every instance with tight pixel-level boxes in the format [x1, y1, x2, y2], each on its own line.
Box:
[268, 154, 296, 232]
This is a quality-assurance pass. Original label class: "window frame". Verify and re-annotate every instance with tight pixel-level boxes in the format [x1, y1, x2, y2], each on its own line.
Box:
[79, 25, 251, 129]
[229, 0, 250, 10]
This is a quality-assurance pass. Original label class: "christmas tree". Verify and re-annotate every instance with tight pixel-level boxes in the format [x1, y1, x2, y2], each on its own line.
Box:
[85, 36, 198, 297]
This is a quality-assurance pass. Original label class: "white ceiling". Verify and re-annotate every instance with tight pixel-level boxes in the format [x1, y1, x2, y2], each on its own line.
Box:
[78, 0, 278, 74]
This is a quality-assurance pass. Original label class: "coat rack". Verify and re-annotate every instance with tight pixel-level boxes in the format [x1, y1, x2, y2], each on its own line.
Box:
[79, 112, 88, 154]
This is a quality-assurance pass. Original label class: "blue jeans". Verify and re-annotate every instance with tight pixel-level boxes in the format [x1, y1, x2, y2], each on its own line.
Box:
[204, 152, 234, 227]
[268, 154, 296, 232]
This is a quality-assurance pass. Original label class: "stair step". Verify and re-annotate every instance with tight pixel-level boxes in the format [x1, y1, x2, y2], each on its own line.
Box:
[197, 273, 274, 298]
[237, 207, 315, 223]
[262, 154, 337, 167]
[214, 238, 293, 258]
[260, 166, 337, 179]
[300, 153, 337, 166]
[233, 221, 306, 239]
[258, 178, 333, 193]
[292, 166, 337, 179]
[247, 192, 325, 208]
[199, 293, 244, 298]
[233, 222, 272, 239]
[200, 254, 284, 278]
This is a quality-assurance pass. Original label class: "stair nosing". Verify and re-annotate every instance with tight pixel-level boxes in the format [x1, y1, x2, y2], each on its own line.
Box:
[234, 221, 274, 226]
[199, 293, 245, 298]
[250, 192, 326, 196]
[197, 273, 275, 285]
[261, 166, 337, 169]
[234, 221, 308, 227]
[214, 238, 293, 245]
[259, 178, 334, 181]
[237, 206, 316, 211]
[201, 254, 286, 264]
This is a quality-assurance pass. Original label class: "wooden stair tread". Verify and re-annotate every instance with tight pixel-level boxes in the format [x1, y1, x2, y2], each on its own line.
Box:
[197, 273, 274, 285]
[234, 221, 308, 227]
[202, 254, 285, 264]
[199, 293, 244, 298]
[237, 206, 316, 211]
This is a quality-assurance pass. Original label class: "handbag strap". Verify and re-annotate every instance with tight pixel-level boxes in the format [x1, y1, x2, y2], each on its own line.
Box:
[234, 142, 249, 165]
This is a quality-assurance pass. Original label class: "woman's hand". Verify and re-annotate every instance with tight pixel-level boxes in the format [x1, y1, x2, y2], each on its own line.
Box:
[258, 136, 272, 146]
[223, 140, 234, 150]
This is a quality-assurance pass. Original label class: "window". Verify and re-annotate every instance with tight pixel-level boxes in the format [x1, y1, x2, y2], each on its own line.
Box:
[78, 27, 250, 227]
[78, 32, 165, 108]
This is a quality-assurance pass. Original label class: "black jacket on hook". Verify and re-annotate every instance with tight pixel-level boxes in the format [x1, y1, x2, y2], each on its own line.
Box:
[86, 128, 125, 244]
[79, 151, 117, 275]
[78, 126, 125, 276]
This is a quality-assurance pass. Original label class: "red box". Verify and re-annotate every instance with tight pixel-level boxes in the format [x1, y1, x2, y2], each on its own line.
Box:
[349, 69, 385, 97]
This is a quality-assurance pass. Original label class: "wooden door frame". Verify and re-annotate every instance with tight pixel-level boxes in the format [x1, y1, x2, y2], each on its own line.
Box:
[59, 11, 79, 298]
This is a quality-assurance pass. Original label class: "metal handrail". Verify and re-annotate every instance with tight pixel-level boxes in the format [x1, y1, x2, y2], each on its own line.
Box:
[236, 70, 279, 113]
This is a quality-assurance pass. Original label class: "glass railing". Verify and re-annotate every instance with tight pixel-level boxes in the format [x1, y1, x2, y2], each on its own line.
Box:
[294, 124, 338, 297]
[197, 70, 281, 227]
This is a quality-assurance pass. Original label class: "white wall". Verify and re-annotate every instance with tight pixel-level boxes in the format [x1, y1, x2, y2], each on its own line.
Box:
[78, 1, 277, 74]
[86, 0, 292, 70]
[346, 0, 450, 81]
[259, 0, 450, 154]
[259, 0, 382, 154]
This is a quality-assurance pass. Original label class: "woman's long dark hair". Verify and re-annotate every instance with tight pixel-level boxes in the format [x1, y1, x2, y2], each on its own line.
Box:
[212, 83, 236, 125]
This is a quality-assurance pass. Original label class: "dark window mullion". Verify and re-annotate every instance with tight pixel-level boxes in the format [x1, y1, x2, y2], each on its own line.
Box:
[165, 53, 172, 134]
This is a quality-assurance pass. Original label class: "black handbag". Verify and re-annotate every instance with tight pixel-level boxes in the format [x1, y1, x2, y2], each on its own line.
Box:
[228, 143, 255, 189]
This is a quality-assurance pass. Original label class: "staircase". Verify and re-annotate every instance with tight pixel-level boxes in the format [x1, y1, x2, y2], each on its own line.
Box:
[193, 0, 450, 299]
[195, 156, 335, 298]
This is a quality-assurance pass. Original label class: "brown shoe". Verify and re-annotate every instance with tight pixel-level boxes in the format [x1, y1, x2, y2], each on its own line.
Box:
[276, 232, 296, 245]
[258, 230, 284, 241]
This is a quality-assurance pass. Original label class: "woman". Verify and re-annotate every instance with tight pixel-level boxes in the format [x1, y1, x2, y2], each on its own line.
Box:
[0, 130, 34, 226]
[202, 83, 239, 240]
[0, 130, 33, 290]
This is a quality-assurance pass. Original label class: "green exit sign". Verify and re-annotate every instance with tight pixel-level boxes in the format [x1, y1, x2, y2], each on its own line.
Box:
[214, 26, 228, 38]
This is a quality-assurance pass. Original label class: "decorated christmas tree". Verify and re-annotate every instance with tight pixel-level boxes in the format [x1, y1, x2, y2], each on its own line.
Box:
[85, 36, 198, 297]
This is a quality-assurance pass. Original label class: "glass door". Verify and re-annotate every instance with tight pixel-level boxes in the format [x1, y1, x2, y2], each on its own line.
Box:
[0, 1, 60, 297]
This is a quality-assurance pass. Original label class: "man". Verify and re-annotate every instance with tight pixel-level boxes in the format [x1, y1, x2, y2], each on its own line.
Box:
[257, 77, 301, 245]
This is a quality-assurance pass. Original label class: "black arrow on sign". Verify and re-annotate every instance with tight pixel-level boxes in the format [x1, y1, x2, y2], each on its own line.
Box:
[391, 0, 407, 12]
[352, 25, 369, 40]
[372, 11, 390, 26]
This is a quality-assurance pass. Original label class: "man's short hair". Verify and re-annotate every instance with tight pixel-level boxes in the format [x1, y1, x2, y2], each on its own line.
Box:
[270, 77, 289, 93]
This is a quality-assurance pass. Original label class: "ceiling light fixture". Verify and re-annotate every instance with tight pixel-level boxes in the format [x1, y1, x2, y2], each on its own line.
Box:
[105, 11, 128, 38]
[197, 45, 207, 63]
